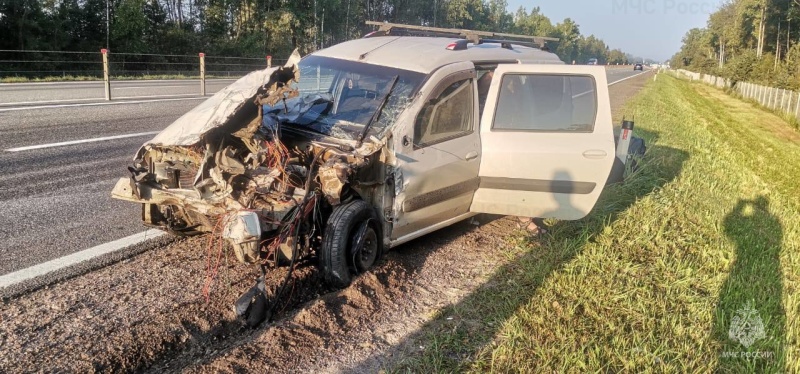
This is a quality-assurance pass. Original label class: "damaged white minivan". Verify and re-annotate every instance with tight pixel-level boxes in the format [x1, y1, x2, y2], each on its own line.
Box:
[112, 23, 641, 321]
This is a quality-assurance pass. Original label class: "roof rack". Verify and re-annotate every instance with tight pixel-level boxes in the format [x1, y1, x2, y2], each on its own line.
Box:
[364, 21, 559, 49]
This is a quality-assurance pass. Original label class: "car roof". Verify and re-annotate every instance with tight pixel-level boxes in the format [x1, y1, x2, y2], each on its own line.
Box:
[311, 36, 564, 74]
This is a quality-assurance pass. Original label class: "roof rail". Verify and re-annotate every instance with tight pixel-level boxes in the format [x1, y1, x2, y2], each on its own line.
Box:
[364, 21, 559, 49]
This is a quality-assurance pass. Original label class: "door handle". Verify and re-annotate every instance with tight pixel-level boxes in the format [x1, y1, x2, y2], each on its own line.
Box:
[582, 150, 607, 159]
[465, 151, 479, 161]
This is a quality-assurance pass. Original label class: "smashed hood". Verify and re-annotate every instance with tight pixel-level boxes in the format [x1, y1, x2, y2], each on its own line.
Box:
[144, 51, 302, 148]
[146, 69, 272, 147]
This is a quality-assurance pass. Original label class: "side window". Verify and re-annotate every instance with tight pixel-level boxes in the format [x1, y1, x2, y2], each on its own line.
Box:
[491, 74, 597, 132]
[414, 78, 474, 147]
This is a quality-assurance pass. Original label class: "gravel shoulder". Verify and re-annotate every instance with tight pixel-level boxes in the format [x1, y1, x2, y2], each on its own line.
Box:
[0, 71, 654, 373]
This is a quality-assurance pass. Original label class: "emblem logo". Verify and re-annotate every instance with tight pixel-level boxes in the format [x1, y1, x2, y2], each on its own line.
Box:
[728, 303, 766, 348]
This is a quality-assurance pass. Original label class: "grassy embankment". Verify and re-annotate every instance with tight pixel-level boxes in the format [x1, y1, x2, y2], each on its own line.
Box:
[395, 74, 800, 372]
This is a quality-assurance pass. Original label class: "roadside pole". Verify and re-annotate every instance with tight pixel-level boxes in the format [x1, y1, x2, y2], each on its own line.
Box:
[101, 49, 111, 101]
[785, 90, 791, 113]
[765, 86, 770, 107]
[768, 87, 774, 109]
[795, 91, 800, 120]
[267, 55, 272, 69]
[199, 53, 206, 96]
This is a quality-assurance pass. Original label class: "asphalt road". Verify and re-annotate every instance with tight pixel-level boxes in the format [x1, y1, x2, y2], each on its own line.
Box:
[0, 68, 649, 279]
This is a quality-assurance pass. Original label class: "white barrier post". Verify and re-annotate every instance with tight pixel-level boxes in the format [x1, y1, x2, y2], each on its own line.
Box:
[199, 52, 206, 96]
[757, 85, 761, 104]
[101, 48, 111, 101]
[765, 86, 770, 107]
[781, 90, 793, 114]
[266, 55, 272, 69]
[795, 91, 800, 120]
[768, 87, 775, 109]
[784, 89, 790, 113]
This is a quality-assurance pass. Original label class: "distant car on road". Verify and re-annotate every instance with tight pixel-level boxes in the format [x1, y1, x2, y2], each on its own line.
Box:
[587, 58, 598, 65]
[634, 63, 643, 71]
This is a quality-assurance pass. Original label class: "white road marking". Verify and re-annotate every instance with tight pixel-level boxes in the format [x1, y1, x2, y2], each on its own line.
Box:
[0, 230, 166, 289]
[0, 78, 237, 87]
[608, 70, 648, 86]
[115, 94, 203, 99]
[114, 85, 189, 90]
[570, 72, 646, 99]
[0, 97, 104, 106]
[0, 96, 205, 113]
[5, 131, 160, 152]
[0, 93, 208, 107]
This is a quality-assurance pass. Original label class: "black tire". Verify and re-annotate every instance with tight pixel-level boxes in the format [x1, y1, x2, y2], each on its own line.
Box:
[319, 199, 383, 288]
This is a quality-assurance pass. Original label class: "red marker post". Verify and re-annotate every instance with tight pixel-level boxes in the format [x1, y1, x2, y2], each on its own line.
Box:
[101, 49, 111, 101]
[199, 53, 206, 96]
[266, 55, 272, 69]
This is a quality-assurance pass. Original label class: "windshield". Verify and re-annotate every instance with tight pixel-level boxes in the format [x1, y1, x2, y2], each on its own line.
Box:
[263, 55, 425, 140]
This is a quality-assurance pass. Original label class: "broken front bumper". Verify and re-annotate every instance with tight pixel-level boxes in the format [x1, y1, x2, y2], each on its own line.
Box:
[111, 177, 229, 217]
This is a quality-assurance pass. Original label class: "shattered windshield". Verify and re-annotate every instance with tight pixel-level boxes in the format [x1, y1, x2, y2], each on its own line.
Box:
[262, 55, 425, 140]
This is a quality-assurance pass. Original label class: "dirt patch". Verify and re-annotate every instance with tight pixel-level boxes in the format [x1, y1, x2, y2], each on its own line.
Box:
[0, 71, 653, 373]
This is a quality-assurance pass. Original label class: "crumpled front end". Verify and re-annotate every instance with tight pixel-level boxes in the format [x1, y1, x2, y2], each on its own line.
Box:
[111, 50, 386, 266]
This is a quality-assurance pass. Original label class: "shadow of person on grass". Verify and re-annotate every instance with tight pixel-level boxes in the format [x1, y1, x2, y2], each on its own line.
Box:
[345, 128, 690, 372]
[715, 196, 785, 372]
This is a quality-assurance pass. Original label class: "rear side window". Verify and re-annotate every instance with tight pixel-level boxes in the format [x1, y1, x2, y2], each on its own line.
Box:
[491, 74, 597, 132]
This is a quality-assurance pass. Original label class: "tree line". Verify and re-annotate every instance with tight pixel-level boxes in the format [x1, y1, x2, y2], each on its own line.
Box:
[0, 0, 639, 77]
[672, 0, 800, 89]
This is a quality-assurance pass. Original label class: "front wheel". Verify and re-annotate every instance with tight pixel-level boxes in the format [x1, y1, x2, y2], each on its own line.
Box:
[319, 200, 384, 288]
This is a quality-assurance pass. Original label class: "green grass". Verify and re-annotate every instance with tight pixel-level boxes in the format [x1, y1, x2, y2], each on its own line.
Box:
[393, 74, 800, 373]
[0, 74, 235, 83]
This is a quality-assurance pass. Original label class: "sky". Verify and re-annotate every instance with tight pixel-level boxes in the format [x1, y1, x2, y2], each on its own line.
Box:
[506, 0, 725, 61]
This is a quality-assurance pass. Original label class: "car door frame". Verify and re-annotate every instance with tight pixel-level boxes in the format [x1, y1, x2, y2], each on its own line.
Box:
[470, 64, 615, 220]
[388, 61, 482, 246]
